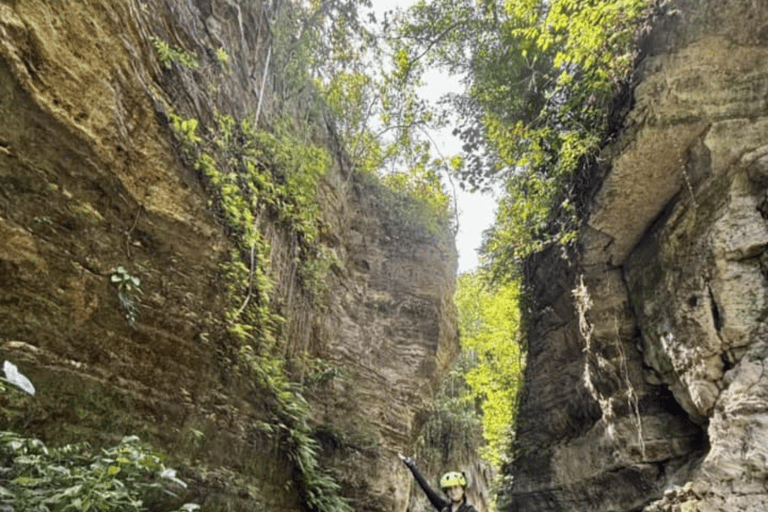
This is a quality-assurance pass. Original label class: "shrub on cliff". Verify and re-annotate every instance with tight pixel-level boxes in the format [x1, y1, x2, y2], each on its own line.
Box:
[0, 364, 197, 512]
[0, 432, 197, 512]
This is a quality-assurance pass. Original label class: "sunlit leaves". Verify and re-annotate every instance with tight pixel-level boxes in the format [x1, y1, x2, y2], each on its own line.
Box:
[389, 0, 647, 274]
[454, 272, 524, 468]
[270, 0, 453, 234]
[381, 160, 450, 219]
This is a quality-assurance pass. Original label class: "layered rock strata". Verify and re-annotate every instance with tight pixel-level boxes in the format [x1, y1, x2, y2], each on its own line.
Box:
[0, 1, 458, 510]
[506, 1, 768, 511]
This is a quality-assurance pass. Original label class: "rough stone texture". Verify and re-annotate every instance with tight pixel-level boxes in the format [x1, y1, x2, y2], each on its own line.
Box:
[0, 1, 459, 511]
[505, 1, 768, 511]
[307, 176, 461, 512]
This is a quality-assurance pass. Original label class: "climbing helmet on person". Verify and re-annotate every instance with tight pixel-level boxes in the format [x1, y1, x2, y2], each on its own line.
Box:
[439, 471, 467, 490]
[399, 453, 478, 512]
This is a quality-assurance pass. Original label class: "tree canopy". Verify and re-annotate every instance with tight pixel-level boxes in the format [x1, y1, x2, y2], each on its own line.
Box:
[379, 0, 647, 276]
[365, 0, 647, 479]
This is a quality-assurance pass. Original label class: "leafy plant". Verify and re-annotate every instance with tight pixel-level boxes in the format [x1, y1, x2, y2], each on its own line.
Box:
[417, 363, 484, 465]
[379, 162, 454, 239]
[299, 352, 345, 386]
[111, 265, 142, 327]
[299, 246, 341, 302]
[239, 346, 352, 512]
[169, 113, 202, 149]
[270, 0, 454, 236]
[0, 432, 198, 512]
[215, 47, 230, 72]
[188, 110, 352, 511]
[412, 270, 526, 512]
[0, 362, 198, 511]
[151, 37, 200, 70]
[145, 3, 456, 507]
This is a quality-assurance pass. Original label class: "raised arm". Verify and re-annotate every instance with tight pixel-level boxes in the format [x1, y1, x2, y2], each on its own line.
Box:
[398, 453, 450, 512]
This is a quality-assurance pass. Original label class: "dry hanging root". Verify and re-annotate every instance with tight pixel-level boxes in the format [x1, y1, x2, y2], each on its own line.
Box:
[573, 274, 646, 460]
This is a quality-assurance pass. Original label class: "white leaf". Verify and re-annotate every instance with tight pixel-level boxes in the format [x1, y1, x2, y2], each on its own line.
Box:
[161, 468, 188, 488]
[3, 361, 35, 396]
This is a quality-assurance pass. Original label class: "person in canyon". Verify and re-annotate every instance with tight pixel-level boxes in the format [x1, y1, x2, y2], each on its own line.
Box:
[398, 453, 478, 512]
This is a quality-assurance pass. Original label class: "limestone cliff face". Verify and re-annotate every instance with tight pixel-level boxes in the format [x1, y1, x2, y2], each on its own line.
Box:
[309, 175, 460, 511]
[505, 1, 768, 511]
[0, 1, 457, 510]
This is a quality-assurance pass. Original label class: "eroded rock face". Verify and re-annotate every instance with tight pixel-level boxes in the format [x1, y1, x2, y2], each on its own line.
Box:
[0, 1, 458, 510]
[506, 1, 768, 511]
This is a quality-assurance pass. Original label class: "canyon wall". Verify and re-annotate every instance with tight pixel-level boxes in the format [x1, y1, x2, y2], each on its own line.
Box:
[505, 1, 768, 511]
[0, 1, 458, 511]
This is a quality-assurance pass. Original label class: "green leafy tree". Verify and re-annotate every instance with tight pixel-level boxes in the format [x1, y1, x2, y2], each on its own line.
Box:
[454, 271, 524, 467]
[417, 362, 484, 477]
[385, 0, 648, 275]
[269, 0, 454, 237]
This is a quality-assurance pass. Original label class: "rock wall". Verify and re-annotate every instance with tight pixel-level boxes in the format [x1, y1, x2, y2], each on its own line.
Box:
[0, 1, 458, 511]
[308, 175, 461, 512]
[505, 1, 768, 511]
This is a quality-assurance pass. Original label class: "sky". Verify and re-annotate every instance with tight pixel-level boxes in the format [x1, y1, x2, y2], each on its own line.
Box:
[368, 0, 499, 274]
[423, 81, 498, 274]
[449, 159, 498, 274]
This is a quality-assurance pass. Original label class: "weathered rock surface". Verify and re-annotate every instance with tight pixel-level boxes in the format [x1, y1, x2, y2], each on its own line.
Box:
[505, 1, 768, 511]
[0, 1, 458, 511]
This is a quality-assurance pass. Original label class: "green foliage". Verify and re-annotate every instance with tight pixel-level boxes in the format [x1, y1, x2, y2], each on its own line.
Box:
[300, 246, 341, 301]
[111, 265, 141, 327]
[270, 0, 454, 235]
[414, 270, 524, 500]
[239, 345, 351, 512]
[387, 0, 647, 274]
[215, 47, 230, 71]
[417, 364, 484, 468]
[152, 2, 460, 507]
[270, 0, 373, 107]
[251, 120, 330, 244]
[299, 352, 346, 386]
[453, 271, 525, 468]
[0, 359, 197, 511]
[168, 112, 202, 150]
[0, 432, 198, 512]
[151, 37, 199, 70]
[198, 113, 337, 304]
[315, 70, 381, 174]
[379, 150, 454, 238]
[182, 107, 351, 511]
